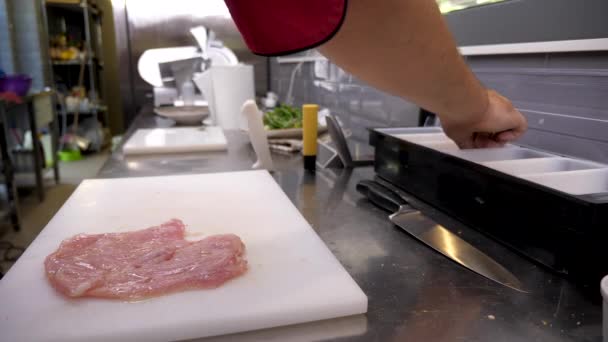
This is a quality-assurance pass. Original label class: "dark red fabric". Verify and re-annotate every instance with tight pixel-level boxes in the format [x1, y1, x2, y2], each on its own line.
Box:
[0, 92, 22, 104]
[224, 0, 347, 56]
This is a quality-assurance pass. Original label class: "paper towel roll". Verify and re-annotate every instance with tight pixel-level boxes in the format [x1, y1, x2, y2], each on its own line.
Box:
[194, 65, 255, 130]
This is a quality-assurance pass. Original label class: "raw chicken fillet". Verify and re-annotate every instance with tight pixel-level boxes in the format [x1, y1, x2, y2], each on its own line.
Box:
[45, 219, 247, 300]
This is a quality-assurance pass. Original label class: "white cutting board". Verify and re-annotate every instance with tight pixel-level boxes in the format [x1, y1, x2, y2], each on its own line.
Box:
[0, 170, 367, 342]
[123, 126, 228, 155]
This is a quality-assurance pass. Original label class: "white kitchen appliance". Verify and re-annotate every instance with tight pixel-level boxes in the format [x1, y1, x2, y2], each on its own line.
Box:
[137, 26, 238, 107]
[138, 47, 205, 107]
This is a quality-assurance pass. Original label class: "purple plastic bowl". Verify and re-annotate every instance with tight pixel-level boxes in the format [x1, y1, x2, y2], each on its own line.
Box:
[0, 75, 32, 96]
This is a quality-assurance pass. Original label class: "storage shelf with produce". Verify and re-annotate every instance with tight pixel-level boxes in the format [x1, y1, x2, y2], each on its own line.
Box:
[51, 57, 102, 67]
[42, 0, 108, 151]
[63, 104, 107, 115]
[10, 148, 57, 185]
[45, 0, 101, 16]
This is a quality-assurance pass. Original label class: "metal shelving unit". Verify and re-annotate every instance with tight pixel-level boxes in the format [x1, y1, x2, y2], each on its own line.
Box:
[64, 104, 107, 115]
[51, 58, 101, 66]
[41, 0, 107, 151]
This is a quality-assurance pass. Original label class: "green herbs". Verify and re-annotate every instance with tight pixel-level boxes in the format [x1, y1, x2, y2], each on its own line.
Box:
[263, 104, 303, 130]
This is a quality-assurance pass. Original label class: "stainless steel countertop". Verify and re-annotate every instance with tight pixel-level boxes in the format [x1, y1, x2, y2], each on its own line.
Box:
[98, 109, 602, 341]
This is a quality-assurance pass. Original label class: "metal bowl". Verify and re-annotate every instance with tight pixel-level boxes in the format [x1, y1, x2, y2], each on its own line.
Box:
[154, 105, 210, 126]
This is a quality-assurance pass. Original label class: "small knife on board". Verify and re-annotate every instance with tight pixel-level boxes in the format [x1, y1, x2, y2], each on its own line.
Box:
[357, 179, 526, 293]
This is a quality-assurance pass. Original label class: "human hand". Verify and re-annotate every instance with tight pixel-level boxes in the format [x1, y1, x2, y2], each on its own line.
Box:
[442, 90, 527, 149]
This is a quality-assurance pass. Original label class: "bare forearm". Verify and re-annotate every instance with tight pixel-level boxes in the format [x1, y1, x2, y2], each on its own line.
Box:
[319, 0, 488, 125]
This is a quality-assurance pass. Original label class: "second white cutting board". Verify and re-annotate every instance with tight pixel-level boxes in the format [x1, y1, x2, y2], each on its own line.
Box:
[0, 170, 367, 342]
[123, 126, 228, 155]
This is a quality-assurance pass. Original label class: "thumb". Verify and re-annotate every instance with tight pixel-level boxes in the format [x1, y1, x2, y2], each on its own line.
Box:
[495, 130, 517, 142]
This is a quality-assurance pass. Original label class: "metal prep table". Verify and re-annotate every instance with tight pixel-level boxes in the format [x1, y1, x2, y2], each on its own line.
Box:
[97, 107, 602, 342]
[0, 91, 61, 231]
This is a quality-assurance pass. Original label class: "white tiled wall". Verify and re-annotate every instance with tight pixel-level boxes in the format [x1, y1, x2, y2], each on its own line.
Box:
[271, 51, 608, 164]
[467, 52, 608, 163]
[270, 58, 421, 143]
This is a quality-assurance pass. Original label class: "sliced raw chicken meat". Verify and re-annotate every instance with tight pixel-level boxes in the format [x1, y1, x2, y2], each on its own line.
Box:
[45, 219, 247, 300]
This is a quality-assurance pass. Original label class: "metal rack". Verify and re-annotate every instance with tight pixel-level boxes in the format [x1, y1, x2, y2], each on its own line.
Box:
[1, 92, 61, 204]
[41, 0, 107, 150]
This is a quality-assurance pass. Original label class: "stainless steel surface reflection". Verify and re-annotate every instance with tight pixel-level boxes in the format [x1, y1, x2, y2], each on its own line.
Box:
[391, 211, 525, 292]
[98, 109, 602, 342]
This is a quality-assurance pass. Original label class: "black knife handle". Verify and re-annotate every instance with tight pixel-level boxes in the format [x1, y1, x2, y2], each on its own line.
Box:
[356, 180, 406, 213]
[374, 176, 413, 202]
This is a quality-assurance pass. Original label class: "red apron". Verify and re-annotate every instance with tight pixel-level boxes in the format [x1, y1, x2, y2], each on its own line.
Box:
[224, 0, 347, 56]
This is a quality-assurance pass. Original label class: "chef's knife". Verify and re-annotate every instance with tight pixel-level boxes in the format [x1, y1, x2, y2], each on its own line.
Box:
[357, 180, 526, 292]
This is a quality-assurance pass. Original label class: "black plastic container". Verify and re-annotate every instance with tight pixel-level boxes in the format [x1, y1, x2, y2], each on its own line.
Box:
[370, 127, 608, 283]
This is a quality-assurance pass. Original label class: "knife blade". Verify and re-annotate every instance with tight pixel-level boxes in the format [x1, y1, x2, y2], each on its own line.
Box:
[357, 180, 526, 292]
